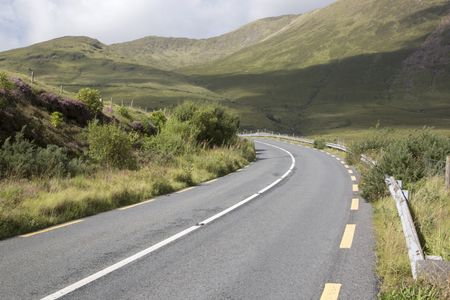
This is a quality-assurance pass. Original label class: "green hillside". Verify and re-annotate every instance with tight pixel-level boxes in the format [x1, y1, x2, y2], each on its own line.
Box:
[0, 0, 449, 134]
[110, 15, 297, 70]
[0, 37, 223, 109]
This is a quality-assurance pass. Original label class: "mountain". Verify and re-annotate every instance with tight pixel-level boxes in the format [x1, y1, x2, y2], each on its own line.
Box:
[109, 15, 297, 70]
[0, 0, 449, 134]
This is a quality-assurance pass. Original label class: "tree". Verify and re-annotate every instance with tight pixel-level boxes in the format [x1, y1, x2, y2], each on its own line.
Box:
[77, 88, 103, 114]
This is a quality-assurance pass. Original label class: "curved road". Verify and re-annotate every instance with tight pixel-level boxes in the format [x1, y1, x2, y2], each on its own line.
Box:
[0, 139, 377, 299]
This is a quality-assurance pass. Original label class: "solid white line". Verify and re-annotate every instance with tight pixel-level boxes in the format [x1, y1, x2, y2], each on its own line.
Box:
[41, 225, 200, 300]
[40, 140, 296, 300]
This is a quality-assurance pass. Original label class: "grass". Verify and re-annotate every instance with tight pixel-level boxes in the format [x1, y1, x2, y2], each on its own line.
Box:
[0, 141, 255, 240]
[374, 176, 450, 299]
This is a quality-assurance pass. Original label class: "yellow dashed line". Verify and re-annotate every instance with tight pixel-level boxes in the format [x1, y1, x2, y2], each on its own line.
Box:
[352, 184, 359, 192]
[176, 187, 195, 194]
[20, 220, 84, 237]
[351, 176, 357, 182]
[204, 178, 218, 184]
[351, 198, 359, 210]
[340, 224, 356, 248]
[118, 198, 155, 210]
[320, 283, 342, 300]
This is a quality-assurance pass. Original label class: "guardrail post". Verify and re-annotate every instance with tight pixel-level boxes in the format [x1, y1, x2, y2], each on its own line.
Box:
[446, 156, 450, 191]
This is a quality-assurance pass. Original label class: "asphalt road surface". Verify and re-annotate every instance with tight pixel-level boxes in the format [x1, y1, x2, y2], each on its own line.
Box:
[0, 139, 377, 299]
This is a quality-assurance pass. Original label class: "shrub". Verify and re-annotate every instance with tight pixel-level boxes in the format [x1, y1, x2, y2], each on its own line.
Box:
[313, 139, 326, 149]
[0, 72, 13, 90]
[118, 105, 131, 119]
[0, 128, 76, 179]
[87, 122, 136, 169]
[360, 129, 450, 201]
[143, 118, 198, 160]
[149, 110, 167, 132]
[50, 112, 64, 128]
[77, 88, 103, 114]
[0, 130, 36, 178]
[34, 145, 69, 178]
[172, 102, 239, 146]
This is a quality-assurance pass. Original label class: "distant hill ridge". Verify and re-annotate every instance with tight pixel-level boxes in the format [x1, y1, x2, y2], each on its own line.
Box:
[1, 0, 449, 134]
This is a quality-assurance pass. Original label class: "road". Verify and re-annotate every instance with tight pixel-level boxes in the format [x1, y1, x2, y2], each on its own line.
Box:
[0, 139, 377, 299]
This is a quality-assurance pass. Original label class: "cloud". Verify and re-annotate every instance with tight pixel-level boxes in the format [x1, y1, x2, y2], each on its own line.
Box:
[0, 0, 336, 51]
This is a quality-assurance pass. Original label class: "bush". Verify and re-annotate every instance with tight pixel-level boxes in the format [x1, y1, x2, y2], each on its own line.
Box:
[87, 122, 136, 169]
[313, 139, 326, 149]
[118, 105, 131, 119]
[172, 102, 239, 146]
[50, 112, 64, 128]
[0, 128, 79, 179]
[149, 110, 167, 132]
[77, 88, 103, 114]
[0, 130, 36, 178]
[34, 145, 69, 178]
[360, 129, 450, 201]
[143, 118, 198, 160]
[0, 72, 13, 90]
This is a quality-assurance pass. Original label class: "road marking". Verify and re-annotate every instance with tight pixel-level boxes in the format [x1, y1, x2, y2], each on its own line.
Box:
[351, 198, 359, 210]
[118, 198, 155, 210]
[340, 224, 356, 248]
[40, 140, 296, 300]
[204, 178, 218, 184]
[344, 164, 349, 168]
[352, 184, 359, 192]
[348, 169, 353, 174]
[320, 283, 341, 300]
[176, 187, 195, 194]
[351, 175, 357, 182]
[20, 220, 84, 237]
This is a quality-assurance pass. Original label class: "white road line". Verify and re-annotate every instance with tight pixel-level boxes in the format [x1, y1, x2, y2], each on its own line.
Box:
[40, 140, 296, 300]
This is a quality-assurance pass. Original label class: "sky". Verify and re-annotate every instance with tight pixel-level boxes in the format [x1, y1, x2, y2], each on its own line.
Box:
[0, 0, 336, 51]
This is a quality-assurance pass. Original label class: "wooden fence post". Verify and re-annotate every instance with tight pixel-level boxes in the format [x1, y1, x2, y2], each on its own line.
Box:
[446, 156, 450, 191]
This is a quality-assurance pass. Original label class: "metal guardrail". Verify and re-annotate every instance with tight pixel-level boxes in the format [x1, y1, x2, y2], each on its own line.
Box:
[240, 131, 446, 280]
[385, 177, 424, 279]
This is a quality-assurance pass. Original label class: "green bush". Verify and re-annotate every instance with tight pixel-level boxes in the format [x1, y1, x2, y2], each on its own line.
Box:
[0, 129, 79, 179]
[87, 122, 137, 169]
[360, 129, 450, 201]
[172, 102, 239, 146]
[50, 111, 64, 128]
[313, 139, 326, 149]
[149, 110, 167, 132]
[118, 105, 131, 119]
[0, 72, 13, 90]
[35, 145, 69, 178]
[143, 118, 198, 160]
[0, 130, 36, 178]
[77, 88, 103, 114]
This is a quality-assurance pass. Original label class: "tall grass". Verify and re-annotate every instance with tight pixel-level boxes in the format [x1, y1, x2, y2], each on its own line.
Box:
[374, 176, 450, 299]
[0, 138, 255, 239]
[344, 127, 450, 299]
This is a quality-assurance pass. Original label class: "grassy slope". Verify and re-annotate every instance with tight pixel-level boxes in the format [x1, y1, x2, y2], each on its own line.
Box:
[1, 0, 449, 134]
[187, 0, 450, 133]
[0, 37, 224, 110]
[109, 15, 298, 70]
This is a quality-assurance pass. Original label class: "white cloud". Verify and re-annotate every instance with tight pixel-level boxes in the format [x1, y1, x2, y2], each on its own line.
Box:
[0, 0, 335, 51]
